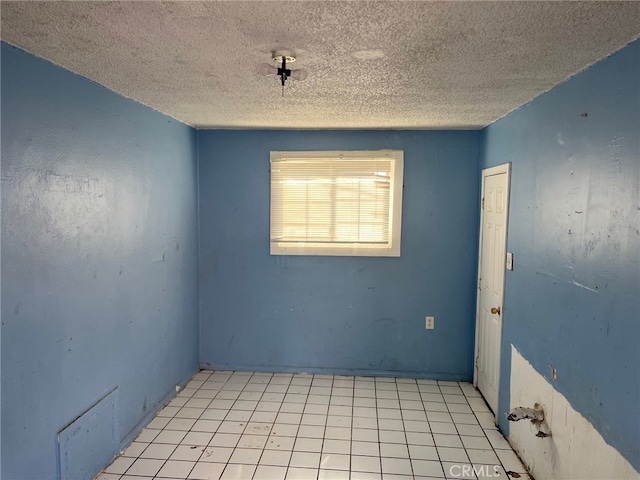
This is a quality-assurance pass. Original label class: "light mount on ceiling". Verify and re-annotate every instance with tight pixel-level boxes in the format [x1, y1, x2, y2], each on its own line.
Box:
[258, 50, 308, 96]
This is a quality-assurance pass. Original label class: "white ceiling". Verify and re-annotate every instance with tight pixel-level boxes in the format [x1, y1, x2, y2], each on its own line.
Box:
[2, 1, 639, 129]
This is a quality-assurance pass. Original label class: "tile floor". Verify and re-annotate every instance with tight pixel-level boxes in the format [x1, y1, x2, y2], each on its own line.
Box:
[98, 371, 530, 480]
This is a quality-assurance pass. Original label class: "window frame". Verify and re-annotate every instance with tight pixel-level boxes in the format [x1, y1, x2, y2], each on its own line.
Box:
[270, 149, 404, 257]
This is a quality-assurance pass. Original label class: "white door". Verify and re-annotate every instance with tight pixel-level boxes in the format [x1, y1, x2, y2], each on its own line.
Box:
[474, 163, 511, 416]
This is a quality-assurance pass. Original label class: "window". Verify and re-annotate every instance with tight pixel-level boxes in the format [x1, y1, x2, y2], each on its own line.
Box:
[270, 150, 404, 256]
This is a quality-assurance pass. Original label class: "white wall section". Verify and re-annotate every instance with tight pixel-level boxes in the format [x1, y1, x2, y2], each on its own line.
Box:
[509, 346, 639, 480]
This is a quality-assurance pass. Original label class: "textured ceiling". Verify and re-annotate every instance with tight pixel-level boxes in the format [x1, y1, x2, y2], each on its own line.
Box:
[2, 1, 639, 129]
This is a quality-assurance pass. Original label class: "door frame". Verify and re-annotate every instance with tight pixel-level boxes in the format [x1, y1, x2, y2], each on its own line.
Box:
[473, 162, 511, 419]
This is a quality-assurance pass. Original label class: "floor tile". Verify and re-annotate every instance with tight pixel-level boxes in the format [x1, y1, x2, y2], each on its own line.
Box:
[253, 465, 287, 480]
[220, 463, 256, 479]
[460, 435, 492, 451]
[182, 432, 214, 446]
[295, 437, 324, 453]
[280, 402, 305, 414]
[209, 433, 240, 448]
[403, 420, 430, 433]
[351, 441, 379, 457]
[437, 446, 469, 462]
[156, 460, 196, 478]
[325, 426, 351, 440]
[424, 401, 449, 413]
[427, 412, 453, 423]
[323, 439, 351, 454]
[351, 427, 378, 442]
[378, 430, 405, 444]
[125, 458, 164, 476]
[297, 425, 325, 439]
[121, 442, 148, 458]
[135, 428, 161, 443]
[237, 434, 268, 449]
[285, 467, 318, 479]
[412, 458, 446, 477]
[200, 447, 233, 463]
[290, 450, 321, 468]
[380, 443, 409, 459]
[433, 433, 464, 448]
[400, 409, 427, 421]
[452, 413, 479, 425]
[405, 432, 434, 446]
[352, 417, 377, 429]
[188, 461, 226, 479]
[431, 422, 458, 434]
[228, 447, 261, 464]
[278, 412, 304, 423]
[265, 435, 296, 451]
[318, 468, 350, 480]
[154, 430, 188, 445]
[320, 453, 350, 470]
[351, 455, 382, 473]
[350, 472, 381, 480]
[408, 444, 439, 461]
[166, 417, 197, 431]
[447, 403, 473, 414]
[217, 421, 244, 434]
[400, 399, 423, 410]
[259, 449, 292, 466]
[158, 406, 181, 417]
[177, 407, 206, 419]
[381, 457, 412, 475]
[105, 456, 136, 474]
[98, 373, 531, 480]
[378, 418, 404, 431]
[326, 415, 351, 428]
[170, 445, 206, 461]
[270, 424, 299, 437]
[140, 443, 176, 459]
[147, 417, 171, 429]
[93, 474, 119, 480]
[455, 424, 485, 437]
[301, 413, 327, 426]
[328, 405, 351, 416]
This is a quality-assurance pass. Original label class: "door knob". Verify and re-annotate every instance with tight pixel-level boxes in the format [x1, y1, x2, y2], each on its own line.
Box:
[491, 307, 501, 315]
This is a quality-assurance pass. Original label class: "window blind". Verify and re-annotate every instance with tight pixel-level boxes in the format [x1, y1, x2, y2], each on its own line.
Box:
[270, 150, 403, 256]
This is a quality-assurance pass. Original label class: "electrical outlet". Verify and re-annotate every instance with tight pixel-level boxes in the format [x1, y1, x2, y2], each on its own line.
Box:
[425, 316, 435, 329]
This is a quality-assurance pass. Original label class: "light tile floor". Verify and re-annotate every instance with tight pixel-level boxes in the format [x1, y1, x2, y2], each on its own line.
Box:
[98, 371, 531, 480]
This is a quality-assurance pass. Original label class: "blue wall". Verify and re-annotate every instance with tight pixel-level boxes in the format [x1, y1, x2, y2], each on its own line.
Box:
[1, 44, 200, 479]
[198, 130, 481, 379]
[482, 39, 639, 470]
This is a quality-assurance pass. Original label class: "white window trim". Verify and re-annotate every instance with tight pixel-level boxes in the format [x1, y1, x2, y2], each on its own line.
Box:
[270, 149, 404, 257]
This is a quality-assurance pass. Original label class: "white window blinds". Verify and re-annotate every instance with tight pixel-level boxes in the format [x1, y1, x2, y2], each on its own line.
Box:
[270, 150, 403, 256]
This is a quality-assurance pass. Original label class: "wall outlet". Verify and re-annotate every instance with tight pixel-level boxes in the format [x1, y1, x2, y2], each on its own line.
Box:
[425, 316, 435, 329]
